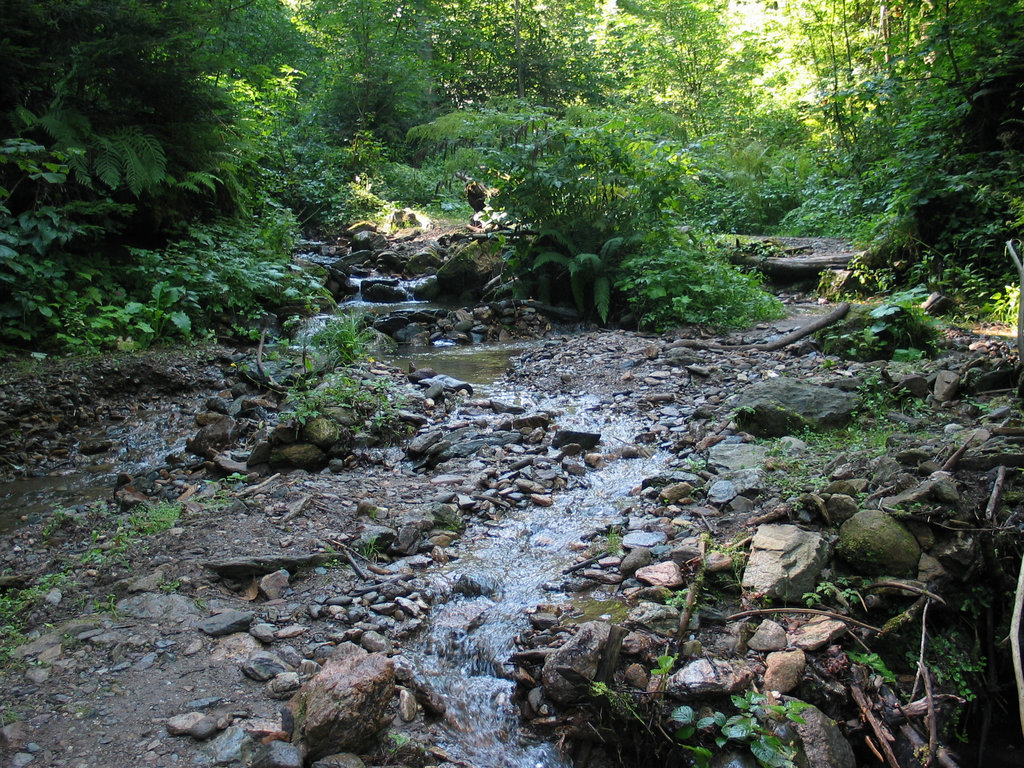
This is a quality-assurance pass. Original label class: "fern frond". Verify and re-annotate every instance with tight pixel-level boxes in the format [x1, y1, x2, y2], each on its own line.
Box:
[93, 136, 124, 189]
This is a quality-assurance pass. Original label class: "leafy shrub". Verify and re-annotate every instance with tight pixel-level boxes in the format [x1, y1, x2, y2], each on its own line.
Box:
[819, 286, 938, 361]
[618, 230, 783, 330]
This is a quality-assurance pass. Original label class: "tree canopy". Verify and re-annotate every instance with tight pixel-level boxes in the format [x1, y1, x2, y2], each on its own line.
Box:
[2, 0, 1022, 349]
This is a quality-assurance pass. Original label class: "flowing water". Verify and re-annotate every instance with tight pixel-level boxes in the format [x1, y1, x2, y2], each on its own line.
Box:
[404, 390, 668, 767]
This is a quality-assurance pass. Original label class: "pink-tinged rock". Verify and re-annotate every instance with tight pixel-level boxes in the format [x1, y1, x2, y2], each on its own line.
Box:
[288, 643, 394, 760]
[788, 616, 847, 651]
[635, 561, 684, 589]
[666, 658, 753, 700]
[764, 650, 805, 694]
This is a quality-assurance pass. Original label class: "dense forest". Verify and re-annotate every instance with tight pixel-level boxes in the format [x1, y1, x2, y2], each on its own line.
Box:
[1, 0, 1022, 351]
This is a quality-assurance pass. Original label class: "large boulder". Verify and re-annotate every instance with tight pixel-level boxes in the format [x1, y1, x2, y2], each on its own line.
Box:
[837, 509, 920, 577]
[288, 643, 395, 761]
[541, 621, 611, 704]
[741, 525, 830, 603]
[733, 379, 858, 437]
[436, 240, 501, 298]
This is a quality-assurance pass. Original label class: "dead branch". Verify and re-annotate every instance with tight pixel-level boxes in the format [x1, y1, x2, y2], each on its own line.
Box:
[668, 302, 850, 352]
[724, 607, 882, 633]
[1012, 542, 1024, 741]
[941, 429, 983, 472]
[985, 465, 1008, 522]
[674, 537, 707, 645]
[851, 682, 902, 768]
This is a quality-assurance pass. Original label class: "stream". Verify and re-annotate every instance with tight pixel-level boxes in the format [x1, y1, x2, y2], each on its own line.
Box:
[404, 387, 668, 767]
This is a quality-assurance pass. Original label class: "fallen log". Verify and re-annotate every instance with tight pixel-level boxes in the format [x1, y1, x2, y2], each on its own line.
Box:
[668, 302, 850, 353]
[730, 251, 857, 282]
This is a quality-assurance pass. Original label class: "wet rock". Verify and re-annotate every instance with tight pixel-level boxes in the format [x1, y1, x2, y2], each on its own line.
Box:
[541, 621, 611, 704]
[707, 479, 737, 505]
[747, 620, 787, 652]
[837, 509, 920, 577]
[189, 415, 236, 458]
[741, 525, 829, 603]
[289, 643, 395, 760]
[764, 650, 805, 693]
[251, 741, 303, 768]
[552, 430, 601, 450]
[199, 609, 255, 637]
[207, 725, 253, 765]
[626, 601, 680, 635]
[361, 279, 408, 303]
[350, 230, 388, 253]
[665, 658, 753, 699]
[793, 703, 856, 768]
[635, 561, 684, 589]
[733, 379, 858, 437]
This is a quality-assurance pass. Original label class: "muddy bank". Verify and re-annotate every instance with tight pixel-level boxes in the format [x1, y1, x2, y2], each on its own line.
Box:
[1, 301, 1023, 768]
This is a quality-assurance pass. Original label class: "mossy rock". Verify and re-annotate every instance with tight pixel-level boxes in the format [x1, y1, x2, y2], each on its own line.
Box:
[837, 509, 920, 577]
[269, 442, 328, 471]
[436, 240, 501, 298]
[303, 416, 340, 449]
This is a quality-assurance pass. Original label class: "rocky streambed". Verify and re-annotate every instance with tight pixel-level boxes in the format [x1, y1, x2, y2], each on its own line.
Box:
[2, 293, 1024, 768]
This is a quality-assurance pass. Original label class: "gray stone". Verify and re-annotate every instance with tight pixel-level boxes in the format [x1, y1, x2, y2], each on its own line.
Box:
[622, 530, 667, 549]
[825, 494, 859, 524]
[199, 610, 255, 637]
[665, 658, 753, 700]
[933, 370, 961, 402]
[741, 525, 829, 603]
[619, 547, 652, 577]
[117, 593, 199, 622]
[166, 712, 205, 736]
[707, 443, 768, 471]
[541, 621, 611, 704]
[707, 479, 737, 505]
[259, 569, 291, 601]
[789, 617, 847, 651]
[747, 620, 787, 652]
[251, 740, 303, 768]
[837, 509, 921, 577]
[793, 703, 856, 768]
[734, 379, 858, 437]
[289, 643, 395, 760]
[207, 726, 253, 766]
[242, 651, 290, 682]
[312, 754, 367, 768]
[268, 672, 302, 699]
[250, 623, 277, 643]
